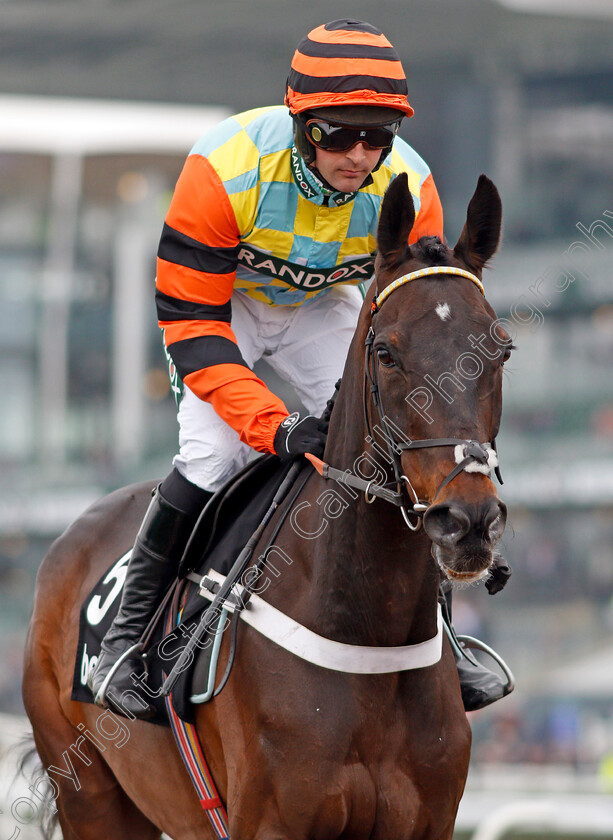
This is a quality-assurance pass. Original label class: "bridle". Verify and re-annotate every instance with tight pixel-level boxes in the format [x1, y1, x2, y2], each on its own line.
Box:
[325, 265, 503, 531]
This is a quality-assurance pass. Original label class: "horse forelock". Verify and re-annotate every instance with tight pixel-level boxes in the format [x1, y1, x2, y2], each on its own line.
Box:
[373, 235, 463, 298]
[411, 235, 449, 266]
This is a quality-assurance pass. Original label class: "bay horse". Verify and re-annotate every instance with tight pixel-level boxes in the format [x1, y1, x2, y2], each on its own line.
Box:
[23, 171, 510, 840]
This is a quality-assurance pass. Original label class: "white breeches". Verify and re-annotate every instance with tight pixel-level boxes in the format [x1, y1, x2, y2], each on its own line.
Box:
[172, 286, 363, 492]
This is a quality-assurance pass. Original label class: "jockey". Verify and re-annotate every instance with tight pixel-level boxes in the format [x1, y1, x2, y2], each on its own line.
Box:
[90, 18, 509, 717]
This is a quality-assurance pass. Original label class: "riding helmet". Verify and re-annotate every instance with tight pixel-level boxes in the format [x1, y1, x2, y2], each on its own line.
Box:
[285, 19, 413, 169]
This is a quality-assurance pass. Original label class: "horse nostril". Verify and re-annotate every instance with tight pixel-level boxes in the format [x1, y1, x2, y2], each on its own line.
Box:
[484, 499, 507, 543]
[423, 504, 472, 547]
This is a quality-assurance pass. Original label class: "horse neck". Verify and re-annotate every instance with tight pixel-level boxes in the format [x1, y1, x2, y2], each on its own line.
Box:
[304, 336, 440, 648]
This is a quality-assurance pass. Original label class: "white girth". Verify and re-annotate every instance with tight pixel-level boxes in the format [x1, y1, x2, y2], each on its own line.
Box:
[200, 570, 443, 674]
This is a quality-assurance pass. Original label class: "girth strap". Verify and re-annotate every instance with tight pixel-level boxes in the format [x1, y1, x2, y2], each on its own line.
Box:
[192, 570, 443, 674]
[162, 589, 229, 837]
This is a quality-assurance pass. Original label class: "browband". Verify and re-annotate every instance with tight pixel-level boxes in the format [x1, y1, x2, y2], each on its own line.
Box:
[372, 266, 484, 313]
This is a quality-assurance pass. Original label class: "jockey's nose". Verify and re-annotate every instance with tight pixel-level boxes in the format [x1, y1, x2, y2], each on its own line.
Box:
[346, 142, 369, 162]
[423, 498, 507, 548]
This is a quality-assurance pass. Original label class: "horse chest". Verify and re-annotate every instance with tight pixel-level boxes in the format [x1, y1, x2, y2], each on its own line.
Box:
[313, 748, 469, 840]
[362, 716, 470, 831]
[225, 672, 469, 840]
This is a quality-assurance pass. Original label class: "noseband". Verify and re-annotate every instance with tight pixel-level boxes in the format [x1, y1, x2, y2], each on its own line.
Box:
[364, 266, 503, 530]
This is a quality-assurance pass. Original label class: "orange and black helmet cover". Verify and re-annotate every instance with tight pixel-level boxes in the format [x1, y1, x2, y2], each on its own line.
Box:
[285, 19, 414, 119]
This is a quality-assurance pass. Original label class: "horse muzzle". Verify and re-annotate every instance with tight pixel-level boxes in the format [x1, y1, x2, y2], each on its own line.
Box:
[422, 496, 507, 583]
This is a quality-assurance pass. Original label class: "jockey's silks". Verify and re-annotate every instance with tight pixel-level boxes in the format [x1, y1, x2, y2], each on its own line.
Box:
[156, 106, 443, 454]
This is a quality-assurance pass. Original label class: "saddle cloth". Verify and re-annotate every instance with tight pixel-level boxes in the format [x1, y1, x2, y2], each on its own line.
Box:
[71, 454, 298, 725]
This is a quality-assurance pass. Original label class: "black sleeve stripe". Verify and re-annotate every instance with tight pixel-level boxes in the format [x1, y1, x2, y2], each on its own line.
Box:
[156, 290, 232, 323]
[158, 223, 239, 274]
[167, 335, 248, 379]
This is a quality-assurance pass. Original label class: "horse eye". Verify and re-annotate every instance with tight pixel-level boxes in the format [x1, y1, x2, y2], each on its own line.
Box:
[376, 347, 395, 367]
[502, 344, 516, 364]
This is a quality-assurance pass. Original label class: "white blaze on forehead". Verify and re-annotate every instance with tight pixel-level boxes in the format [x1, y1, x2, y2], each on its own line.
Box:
[435, 302, 451, 321]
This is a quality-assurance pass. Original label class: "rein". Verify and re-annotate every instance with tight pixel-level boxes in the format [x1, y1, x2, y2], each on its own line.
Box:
[321, 266, 502, 530]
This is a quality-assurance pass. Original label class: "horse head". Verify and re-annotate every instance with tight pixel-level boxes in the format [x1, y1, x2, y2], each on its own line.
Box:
[363, 172, 510, 584]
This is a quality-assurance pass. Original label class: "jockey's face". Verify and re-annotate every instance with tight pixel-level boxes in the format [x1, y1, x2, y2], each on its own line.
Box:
[314, 142, 381, 193]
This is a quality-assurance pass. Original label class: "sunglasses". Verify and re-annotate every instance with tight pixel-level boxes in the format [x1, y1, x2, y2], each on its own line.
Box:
[304, 119, 400, 153]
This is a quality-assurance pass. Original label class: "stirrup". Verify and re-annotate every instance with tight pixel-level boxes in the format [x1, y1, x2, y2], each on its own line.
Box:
[93, 642, 143, 707]
[455, 633, 515, 696]
[439, 588, 515, 703]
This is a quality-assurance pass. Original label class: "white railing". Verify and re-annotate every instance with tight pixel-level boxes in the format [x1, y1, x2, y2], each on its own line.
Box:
[458, 765, 613, 838]
[467, 797, 613, 839]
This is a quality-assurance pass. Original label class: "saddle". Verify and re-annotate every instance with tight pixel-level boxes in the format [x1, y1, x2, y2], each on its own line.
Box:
[71, 454, 304, 725]
[179, 454, 296, 578]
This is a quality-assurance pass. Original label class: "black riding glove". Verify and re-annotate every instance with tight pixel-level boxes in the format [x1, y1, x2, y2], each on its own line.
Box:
[274, 412, 328, 460]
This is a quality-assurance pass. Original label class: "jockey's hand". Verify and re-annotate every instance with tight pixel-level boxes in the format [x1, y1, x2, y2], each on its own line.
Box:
[274, 412, 328, 460]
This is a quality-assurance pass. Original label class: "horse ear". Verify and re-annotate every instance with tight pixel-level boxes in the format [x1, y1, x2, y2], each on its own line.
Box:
[453, 174, 502, 271]
[377, 173, 416, 266]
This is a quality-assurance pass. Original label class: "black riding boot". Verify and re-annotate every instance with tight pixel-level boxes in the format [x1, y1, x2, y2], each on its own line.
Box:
[89, 470, 212, 719]
[442, 588, 515, 712]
